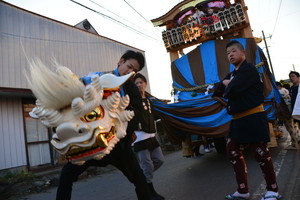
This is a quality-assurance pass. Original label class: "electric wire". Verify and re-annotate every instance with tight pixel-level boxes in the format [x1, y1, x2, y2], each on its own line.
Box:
[89, 0, 161, 37]
[123, 0, 152, 25]
[122, 0, 164, 36]
[271, 0, 283, 39]
[69, 0, 162, 43]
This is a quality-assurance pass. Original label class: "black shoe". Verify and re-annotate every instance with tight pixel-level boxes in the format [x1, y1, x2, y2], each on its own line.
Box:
[193, 146, 204, 157]
[151, 193, 165, 200]
[148, 182, 165, 200]
[194, 151, 204, 157]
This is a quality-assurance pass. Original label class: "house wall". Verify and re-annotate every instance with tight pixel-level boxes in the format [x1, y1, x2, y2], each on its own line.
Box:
[0, 96, 27, 170]
[0, 2, 148, 90]
[0, 1, 149, 171]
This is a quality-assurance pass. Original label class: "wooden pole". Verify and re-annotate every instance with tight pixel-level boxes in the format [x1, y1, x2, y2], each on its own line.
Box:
[236, 0, 253, 38]
[262, 30, 276, 80]
[169, 50, 179, 62]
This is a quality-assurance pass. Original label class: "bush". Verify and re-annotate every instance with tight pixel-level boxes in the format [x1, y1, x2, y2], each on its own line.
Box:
[2, 170, 35, 184]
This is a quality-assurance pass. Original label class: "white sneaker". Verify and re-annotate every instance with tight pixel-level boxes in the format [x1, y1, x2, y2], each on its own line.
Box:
[261, 191, 282, 200]
[225, 191, 250, 199]
[285, 145, 297, 150]
[204, 147, 211, 153]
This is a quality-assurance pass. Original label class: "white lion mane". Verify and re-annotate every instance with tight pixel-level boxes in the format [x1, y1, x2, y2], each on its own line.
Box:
[26, 59, 85, 110]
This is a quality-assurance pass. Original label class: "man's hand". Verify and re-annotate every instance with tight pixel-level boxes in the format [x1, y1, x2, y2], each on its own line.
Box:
[162, 99, 171, 104]
[222, 79, 231, 87]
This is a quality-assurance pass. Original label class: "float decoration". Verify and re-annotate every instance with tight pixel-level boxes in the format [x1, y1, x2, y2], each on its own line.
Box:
[151, 0, 249, 52]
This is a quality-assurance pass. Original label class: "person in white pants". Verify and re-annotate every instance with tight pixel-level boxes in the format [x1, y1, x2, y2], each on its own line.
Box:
[132, 73, 165, 200]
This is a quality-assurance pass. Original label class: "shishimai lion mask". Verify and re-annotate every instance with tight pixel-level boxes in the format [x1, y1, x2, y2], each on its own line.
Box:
[27, 60, 134, 165]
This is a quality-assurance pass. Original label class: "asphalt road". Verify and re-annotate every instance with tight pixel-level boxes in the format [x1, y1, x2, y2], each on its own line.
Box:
[16, 131, 300, 200]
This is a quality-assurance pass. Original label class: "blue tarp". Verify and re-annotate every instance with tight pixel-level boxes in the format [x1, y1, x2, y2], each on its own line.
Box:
[150, 38, 282, 142]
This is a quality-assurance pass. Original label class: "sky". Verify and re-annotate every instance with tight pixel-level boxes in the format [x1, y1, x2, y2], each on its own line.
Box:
[3, 0, 300, 100]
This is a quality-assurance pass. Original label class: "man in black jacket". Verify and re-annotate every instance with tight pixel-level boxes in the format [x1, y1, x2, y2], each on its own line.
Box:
[288, 71, 300, 148]
[214, 41, 281, 200]
[56, 50, 151, 200]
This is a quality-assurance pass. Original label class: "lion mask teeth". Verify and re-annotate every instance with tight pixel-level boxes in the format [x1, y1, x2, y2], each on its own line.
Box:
[63, 126, 116, 160]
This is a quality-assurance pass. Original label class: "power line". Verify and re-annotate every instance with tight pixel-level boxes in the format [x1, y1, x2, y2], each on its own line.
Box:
[89, 0, 161, 37]
[122, 0, 172, 37]
[123, 0, 152, 25]
[69, 0, 162, 43]
[271, 0, 283, 38]
[89, 0, 136, 26]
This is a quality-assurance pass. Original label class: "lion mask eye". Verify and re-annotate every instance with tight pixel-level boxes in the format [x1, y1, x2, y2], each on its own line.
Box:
[80, 106, 104, 122]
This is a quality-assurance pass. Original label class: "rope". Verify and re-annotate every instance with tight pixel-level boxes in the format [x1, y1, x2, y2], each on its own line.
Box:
[172, 62, 265, 92]
[255, 61, 265, 68]
[172, 83, 213, 92]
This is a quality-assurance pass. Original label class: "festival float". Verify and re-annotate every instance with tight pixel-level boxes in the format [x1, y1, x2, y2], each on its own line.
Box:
[150, 0, 283, 156]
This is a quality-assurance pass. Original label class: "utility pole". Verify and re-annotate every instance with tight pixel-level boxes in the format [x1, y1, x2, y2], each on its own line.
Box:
[262, 30, 276, 80]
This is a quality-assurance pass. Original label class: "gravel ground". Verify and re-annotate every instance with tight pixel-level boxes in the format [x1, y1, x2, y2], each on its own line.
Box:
[0, 165, 116, 200]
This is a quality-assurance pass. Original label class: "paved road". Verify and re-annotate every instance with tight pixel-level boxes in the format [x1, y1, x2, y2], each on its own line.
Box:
[16, 132, 300, 200]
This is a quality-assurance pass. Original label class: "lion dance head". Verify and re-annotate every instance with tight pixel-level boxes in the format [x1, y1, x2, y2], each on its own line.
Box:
[27, 60, 134, 165]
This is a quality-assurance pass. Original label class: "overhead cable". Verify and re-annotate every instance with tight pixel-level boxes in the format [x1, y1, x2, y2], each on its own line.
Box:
[89, 0, 161, 37]
[271, 0, 283, 38]
[123, 0, 153, 25]
[69, 0, 162, 43]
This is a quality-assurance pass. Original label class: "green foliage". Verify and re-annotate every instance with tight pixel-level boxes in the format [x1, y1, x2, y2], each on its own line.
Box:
[2, 170, 35, 184]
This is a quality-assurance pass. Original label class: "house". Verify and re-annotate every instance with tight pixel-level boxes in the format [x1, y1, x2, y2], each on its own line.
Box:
[0, 1, 149, 173]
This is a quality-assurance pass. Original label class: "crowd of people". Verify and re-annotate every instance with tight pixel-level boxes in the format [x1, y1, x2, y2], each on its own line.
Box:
[51, 40, 295, 200]
[275, 71, 300, 150]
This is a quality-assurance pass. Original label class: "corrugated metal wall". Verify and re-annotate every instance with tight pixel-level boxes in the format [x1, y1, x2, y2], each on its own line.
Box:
[0, 2, 148, 89]
[0, 96, 27, 170]
[0, 1, 149, 171]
